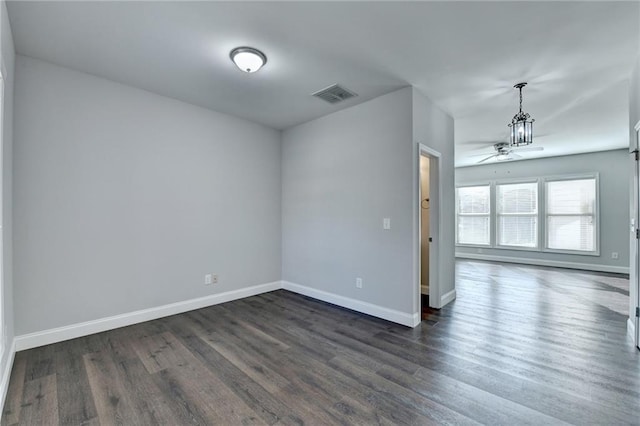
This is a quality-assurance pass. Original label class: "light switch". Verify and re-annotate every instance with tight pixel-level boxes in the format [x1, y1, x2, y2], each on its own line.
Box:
[383, 218, 391, 230]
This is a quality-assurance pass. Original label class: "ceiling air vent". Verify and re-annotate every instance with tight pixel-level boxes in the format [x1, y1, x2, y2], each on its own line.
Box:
[312, 84, 358, 104]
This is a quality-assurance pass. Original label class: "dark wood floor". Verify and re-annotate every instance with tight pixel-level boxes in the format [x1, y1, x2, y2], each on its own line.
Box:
[3, 260, 639, 425]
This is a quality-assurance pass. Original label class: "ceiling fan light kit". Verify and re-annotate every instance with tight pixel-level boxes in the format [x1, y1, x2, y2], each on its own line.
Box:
[508, 82, 535, 147]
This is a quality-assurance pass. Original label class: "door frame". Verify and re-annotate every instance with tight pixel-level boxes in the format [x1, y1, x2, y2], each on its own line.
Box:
[415, 143, 442, 321]
[0, 69, 5, 360]
[633, 120, 640, 349]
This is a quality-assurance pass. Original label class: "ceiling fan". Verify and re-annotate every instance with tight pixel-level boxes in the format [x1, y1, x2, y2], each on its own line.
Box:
[471, 142, 543, 164]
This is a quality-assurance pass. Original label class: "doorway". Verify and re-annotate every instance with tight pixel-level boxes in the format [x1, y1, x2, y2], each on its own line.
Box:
[417, 144, 441, 319]
[420, 155, 430, 310]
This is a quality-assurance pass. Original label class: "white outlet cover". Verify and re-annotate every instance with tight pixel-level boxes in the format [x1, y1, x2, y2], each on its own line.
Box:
[383, 218, 391, 230]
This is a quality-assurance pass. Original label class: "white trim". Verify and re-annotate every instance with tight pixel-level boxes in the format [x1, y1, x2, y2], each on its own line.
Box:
[418, 144, 442, 159]
[628, 317, 636, 344]
[0, 339, 15, 411]
[455, 184, 491, 247]
[493, 176, 539, 186]
[410, 313, 421, 327]
[417, 143, 443, 310]
[15, 281, 282, 351]
[495, 181, 539, 250]
[492, 244, 539, 253]
[542, 174, 600, 256]
[455, 252, 629, 274]
[14, 278, 427, 351]
[440, 289, 456, 307]
[0, 73, 5, 361]
[457, 174, 600, 256]
[282, 281, 418, 328]
[456, 243, 492, 249]
[636, 124, 640, 348]
[456, 180, 493, 188]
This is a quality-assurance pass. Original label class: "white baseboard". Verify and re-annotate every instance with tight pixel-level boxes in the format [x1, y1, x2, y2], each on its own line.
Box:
[282, 281, 419, 328]
[410, 313, 421, 327]
[628, 317, 637, 344]
[15, 281, 282, 351]
[440, 289, 456, 307]
[456, 252, 629, 275]
[15, 279, 429, 350]
[0, 339, 16, 411]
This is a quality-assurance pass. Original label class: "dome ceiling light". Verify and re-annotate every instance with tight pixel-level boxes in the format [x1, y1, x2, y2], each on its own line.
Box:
[229, 46, 267, 73]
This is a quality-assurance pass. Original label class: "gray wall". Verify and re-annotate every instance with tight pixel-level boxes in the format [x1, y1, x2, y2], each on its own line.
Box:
[412, 89, 455, 308]
[282, 87, 455, 317]
[282, 88, 414, 314]
[14, 56, 282, 335]
[456, 150, 630, 271]
[1, 0, 14, 371]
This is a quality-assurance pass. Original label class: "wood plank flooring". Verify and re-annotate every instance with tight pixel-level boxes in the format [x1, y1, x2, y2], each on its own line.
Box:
[3, 260, 639, 425]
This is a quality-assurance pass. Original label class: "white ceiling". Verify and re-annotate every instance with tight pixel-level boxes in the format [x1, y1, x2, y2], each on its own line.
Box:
[7, 1, 640, 167]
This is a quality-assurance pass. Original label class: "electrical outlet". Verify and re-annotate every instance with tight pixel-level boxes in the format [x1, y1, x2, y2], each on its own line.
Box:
[383, 218, 391, 230]
[356, 277, 363, 288]
[211, 274, 218, 284]
[612, 252, 619, 259]
[205, 274, 213, 285]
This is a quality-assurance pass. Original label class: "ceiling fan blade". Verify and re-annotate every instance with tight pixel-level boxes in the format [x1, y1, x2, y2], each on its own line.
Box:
[477, 155, 497, 163]
[468, 151, 497, 157]
[462, 140, 503, 145]
[513, 146, 544, 152]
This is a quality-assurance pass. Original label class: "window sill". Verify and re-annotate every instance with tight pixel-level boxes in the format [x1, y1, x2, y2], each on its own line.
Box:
[543, 248, 600, 257]
[456, 244, 600, 257]
[456, 243, 491, 249]
[495, 244, 539, 252]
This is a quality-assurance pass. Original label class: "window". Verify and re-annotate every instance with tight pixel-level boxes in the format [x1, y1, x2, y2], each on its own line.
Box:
[497, 182, 538, 248]
[456, 174, 598, 256]
[546, 178, 597, 252]
[456, 185, 490, 245]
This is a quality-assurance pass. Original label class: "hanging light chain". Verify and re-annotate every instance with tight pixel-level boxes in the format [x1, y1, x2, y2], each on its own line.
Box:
[519, 85, 523, 113]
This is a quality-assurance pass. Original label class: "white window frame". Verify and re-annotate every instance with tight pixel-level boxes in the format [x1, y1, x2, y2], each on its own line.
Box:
[542, 174, 600, 256]
[495, 178, 540, 251]
[455, 183, 492, 247]
[456, 173, 599, 257]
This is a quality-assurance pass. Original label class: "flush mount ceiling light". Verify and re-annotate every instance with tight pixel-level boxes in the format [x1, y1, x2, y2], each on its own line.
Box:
[229, 46, 267, 73]
[508, 82, 535, 147]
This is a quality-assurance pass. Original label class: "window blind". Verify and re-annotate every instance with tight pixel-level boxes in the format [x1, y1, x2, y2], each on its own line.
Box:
[497, 182, 538, 248]
[546, 179, 596, 252]
[457, 186, 490, 245]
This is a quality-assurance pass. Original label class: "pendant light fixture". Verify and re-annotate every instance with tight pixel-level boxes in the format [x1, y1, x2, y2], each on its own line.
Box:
[508, 82, 535, 147]
[229, 47, 267, 73]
